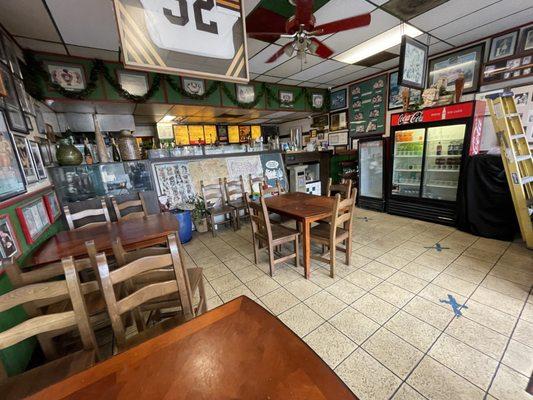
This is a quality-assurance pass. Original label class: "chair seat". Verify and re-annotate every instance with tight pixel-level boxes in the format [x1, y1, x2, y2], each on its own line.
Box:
[206, 205, 236, 215]
[123, 315, 185, 352]
[310, 223, 348, 242]
[0, 350, 95, 400]
[270, 224, 299, 241]
[228, 199, 247, 209]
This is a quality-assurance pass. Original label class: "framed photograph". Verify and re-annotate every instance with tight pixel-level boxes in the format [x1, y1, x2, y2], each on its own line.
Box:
[351, 138, 358, 150]
[181, 77, 205, 96]
[43, 191, 61, 222]
[0, 33, 7, 65]
[311, 114, 329, 129]
[518, 26, 533, 53]
[328, 131, 348, 146]
[489, 31, 518, 61]
[1, 64, 28, 133]
[12, 134, 38, 184]
[330, 110, 348, 131]
[45, 62, 86, 91]
[279, 90, 294, 108]
[0, 214, 21, 263]
[114, 0, 249, 83]
[14, 78, 30, 113]
[37, 138, 53, 166]
[25, 115, 33, 131]
[3, 38, 22, 79]
[0, 112, 26, 201]
[330, 88, 347, 110]
[312, 93, 324, 109]
[388, 71, 422, 110]
[16, 197, 51, 244]
[28, 140, 46, 180]
[236, 84, 255, 103]
[118, 70, 149, 96]
[399, 36, 428, 90]
[428, 43, 484, 95]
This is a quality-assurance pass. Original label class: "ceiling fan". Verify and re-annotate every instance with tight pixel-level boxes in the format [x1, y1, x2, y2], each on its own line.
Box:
[247, 0, 371, 63]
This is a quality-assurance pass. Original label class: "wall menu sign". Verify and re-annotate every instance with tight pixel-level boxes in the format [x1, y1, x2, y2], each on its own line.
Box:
[173, 125, 190, 145]
[204, 125, 217, 144]
[349, 74, 387, 137]
[188, 125, 205, 144]
[228, 125, 239, 143]
[114, 0, 249, 83]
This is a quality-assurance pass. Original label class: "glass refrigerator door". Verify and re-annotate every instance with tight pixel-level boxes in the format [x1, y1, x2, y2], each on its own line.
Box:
[360, 140, 383, 199]
[422, 124, 467, 201]
[391, 128, 425, 197]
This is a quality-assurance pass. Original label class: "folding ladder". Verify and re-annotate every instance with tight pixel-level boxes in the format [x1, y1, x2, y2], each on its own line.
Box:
[486, 93, 533, 249]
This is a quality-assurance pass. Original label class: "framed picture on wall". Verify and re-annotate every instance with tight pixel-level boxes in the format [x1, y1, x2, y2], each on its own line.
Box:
[330, 88, 347, 110]
[16, 197, 51, 244]
[518, 25, 533, 53]
[12, 134, 38, 184]
[1, 63, 28, 133]
[45, 62, 87, 91]
[328, 131, 348, 146]
[43, 191, 61, 222]
[388, 71, 422, 110]
[0, 214, 21, 263]
[489, 31, 518, 61]
[28, 140, 46, 179]
[0, 111, 26, 201]
[236, 84, 255, 103]
[399, 36, 428, 90]
[118, 70, 149, 96]
[37, 138, 53, 167]
[181, 77, 205, 96]
[279, 90, 294, 108]
[330, 110, 348, 131]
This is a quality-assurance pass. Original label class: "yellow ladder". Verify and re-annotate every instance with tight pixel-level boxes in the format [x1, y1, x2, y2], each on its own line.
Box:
[486, 93, 533, 249]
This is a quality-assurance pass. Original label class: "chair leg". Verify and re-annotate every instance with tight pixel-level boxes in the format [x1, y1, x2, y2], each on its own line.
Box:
[198, 278, 208, 314]
[268, 245, 275, 277]
[234, 210, 238, 231]
[252, 235, 259, 264]
[330, 242, 336, 278]
[294, 236, 300, 268]
[345, 238, 352, 266]
[210, 214, 216, 237]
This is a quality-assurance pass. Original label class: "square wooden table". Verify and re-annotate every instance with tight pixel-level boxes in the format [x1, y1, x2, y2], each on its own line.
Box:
[263, 192, 335, 278]
[26, 297, 358, 400]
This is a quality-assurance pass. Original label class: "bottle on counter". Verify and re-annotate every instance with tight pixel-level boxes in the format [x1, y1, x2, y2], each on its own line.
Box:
[83, 137, 93, 165]
[436, 142, 442, 155]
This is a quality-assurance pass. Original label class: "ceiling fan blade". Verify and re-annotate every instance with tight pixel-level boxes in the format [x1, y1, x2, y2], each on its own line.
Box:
[248, 32, 292, 40]
[267, 42, 295, 63]
[294, 0, 314, 25]
[308, 38, 333, 59]
[311, 13, 371, 36]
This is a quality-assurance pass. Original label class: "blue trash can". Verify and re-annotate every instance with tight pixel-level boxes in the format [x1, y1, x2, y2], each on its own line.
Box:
[172, 210, 192, 243]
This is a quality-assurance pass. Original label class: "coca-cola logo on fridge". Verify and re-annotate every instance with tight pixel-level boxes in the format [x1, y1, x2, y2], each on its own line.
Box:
[397, 111, 424, 125]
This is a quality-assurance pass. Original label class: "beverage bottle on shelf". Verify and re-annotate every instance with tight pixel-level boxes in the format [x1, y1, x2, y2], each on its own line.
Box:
[83, 137, 93, 165]
[436, 142, 442, 155]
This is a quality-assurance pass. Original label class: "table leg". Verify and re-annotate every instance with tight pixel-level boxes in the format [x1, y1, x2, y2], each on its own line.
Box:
[302, 220, 311, 279]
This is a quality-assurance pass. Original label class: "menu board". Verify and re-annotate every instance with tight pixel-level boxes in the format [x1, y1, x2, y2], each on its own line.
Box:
[217, 125, 229, 142]
[188, 125, 205, 145]
[239, 126, 251, 142]
[157, 123, 173, 139]
[228, 125, 239, 143]
[173, 125, 190, 145]
[204, 125, 217, 144]
[251, 125, 262, 140]
[349, 74, 386, 137]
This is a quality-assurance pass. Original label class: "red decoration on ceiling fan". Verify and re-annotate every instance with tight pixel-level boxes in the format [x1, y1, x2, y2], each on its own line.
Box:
[247, 0, 371, 63]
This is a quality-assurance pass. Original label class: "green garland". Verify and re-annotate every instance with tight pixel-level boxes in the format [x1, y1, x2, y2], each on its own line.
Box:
[22, 51, 329, 111]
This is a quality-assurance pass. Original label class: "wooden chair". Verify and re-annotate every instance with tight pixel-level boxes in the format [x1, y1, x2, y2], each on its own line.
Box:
[64, 198, 111, 230]
[326, 178, 352, 199]
[96, 233, 204, 351]
[310, 192, 356, 277]
[223, 176, 248, 229]
[201, 179, 237, 237]
[111, 194, 147, 220]
[245, 195, 300, 276]
[0, 257, 99, 400]
[259, 179, 285, 197]
[248, 174, 265, 194]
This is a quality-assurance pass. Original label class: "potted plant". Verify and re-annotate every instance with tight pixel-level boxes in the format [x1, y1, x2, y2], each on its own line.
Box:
[192, 196, 208, 233]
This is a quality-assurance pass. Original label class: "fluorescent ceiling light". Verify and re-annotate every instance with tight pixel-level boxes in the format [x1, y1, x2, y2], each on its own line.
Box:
[334, 23, 423, 64]
[161, 115, 176, 122]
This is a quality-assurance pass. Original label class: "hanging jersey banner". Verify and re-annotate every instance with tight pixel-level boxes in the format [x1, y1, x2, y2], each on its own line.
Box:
[114, 0, 249, 83]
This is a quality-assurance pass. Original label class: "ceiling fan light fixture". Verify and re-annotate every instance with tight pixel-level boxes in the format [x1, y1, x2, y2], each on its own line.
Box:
[334, 23, 422, 64]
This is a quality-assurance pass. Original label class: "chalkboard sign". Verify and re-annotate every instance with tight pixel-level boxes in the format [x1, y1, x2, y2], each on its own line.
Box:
[349, 74, 387, 137]
[260, 152, 287, 190]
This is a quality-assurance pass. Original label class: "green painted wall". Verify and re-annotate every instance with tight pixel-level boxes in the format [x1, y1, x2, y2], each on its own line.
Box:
[0, 189, 65, 376]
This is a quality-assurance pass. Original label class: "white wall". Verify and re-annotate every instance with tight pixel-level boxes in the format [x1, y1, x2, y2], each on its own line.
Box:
[277, 117, 312, 137]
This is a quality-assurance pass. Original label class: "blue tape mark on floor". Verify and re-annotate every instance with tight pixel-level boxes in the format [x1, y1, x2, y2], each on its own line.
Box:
[440, 294, 468, 317]
[424, 242, 450, 252]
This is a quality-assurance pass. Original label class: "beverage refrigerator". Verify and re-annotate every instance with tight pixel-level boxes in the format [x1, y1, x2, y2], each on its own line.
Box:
[387, 101, 485, 225]
[358, 137, 387, 211]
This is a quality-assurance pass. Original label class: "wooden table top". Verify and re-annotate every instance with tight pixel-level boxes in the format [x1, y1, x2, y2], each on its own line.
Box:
[28, 296, 357, 400]
[30, 213, 179, 266]
[264, 192, 335, 221]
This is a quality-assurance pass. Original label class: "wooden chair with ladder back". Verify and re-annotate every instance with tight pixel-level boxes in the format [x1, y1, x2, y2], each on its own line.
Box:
[248, 173, 265, 195]
[259, 179, 285, 197]
[201, 179, 237, 237]
[0, 257, 100, 400]
[95, 233, 204, 352]
[111, 194, 148, 220]
[64, 198, 111, 230]
[223, 175, 248, 230]
[326, 178, 353, 199]
[245, 194, 300, 277]
[310, 191, 356, 277]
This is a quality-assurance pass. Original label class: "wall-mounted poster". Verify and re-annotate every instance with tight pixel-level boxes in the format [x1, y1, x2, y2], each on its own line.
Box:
[45, 62, 86, 91]
[114, 0, 249, 83]
[12, 134, 38, 184]
[204, 125, 217, 144]
[182, 77, 205, 96]
[251, 125, 261, 139]
[388, 71, 421, 110]
[428, 44, 484, 95]
[153, 161, 195, 208]
[217, 125, 229, 142]
[188, 125, 205, 145]
[330, 88, 347, 110]
[228, 125, 239, 143]
[238, 125, 251, 142]
[349, 74, 386, 137]
[43, 191, 61, 222]
[0, 214, 20, 264]
[16, 197, 51, 244]
[173, 125, 190, 145]
[399, 36, 428, 90]
[226, 155, 263, 191]
[330, 110, 348, 131]
[0, 112, 26, 201]
[236, 84, 255, 103]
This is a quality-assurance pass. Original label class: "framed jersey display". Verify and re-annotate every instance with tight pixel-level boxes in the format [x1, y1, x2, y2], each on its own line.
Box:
[114, 0, 250, 83]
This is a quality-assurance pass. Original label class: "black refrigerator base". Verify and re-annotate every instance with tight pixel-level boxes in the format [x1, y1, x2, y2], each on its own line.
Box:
[387, 198, 456, 226]
[358, 196, 386, 212]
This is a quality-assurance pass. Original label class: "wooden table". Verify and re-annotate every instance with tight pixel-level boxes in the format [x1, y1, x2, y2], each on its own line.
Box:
[27, 296, 357, 400]
[264, 192, 335, 278]
[30, 213, 179, 266]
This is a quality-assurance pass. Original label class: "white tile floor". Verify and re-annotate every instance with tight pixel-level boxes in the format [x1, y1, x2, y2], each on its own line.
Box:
[183, 207, 533, 400]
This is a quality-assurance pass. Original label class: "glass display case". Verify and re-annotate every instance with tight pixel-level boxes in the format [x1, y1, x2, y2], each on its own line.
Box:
[358, 138, 385, 211]
[391, 128, 425, 198]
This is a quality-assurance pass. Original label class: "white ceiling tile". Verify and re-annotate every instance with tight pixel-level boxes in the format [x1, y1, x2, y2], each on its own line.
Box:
[313, 83, 330, 88]
[255, 75, 283, 83]
[67, 45, 119, 61]
[248, 44, 289, 74]
[410, 0, 498, 32]
[0, 0, 60, 41]
[313, 0, 375, 27]
[15, 37, 67, 55]
[428, 41, 453, 56]
[277, 78, 303, 85]
[323, 9, 400, 56]
[262, 54, 323, 78]
[372, 57, 400, 70]
[327, 67, 381, 86]
[310, 64, 364, 83]
[243, 0, 261, 16]
[289, 60, 347, 81]
[46, 0, 119, 51]
[247, 38, 270, 58]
